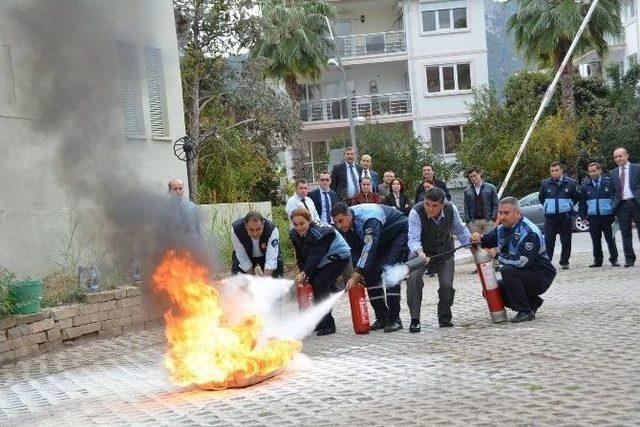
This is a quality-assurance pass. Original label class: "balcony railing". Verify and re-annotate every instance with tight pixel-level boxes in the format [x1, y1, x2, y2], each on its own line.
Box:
[300, 92, 412, 123]
[331, 30, 406, 59]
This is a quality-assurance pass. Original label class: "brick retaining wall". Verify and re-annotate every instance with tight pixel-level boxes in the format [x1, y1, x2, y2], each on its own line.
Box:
[0, 286, 162, 366]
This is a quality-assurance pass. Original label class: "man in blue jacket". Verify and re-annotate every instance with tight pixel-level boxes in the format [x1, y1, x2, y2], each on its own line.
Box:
[471, 197, 556, 323]
[578, 162, 619, 267]
[331, 202, 408, 332]
[539, 162, 579, 269]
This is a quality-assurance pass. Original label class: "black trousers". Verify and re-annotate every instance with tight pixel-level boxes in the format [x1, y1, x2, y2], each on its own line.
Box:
[499, 265, 555, 313]
[544, 214, 573, 265]
[310, 259, 349, 330]
[363, 231, 408, 323]
[231, 253, 284, 278]
[616, 200, 640, 265]
[587, 215, 618, 263]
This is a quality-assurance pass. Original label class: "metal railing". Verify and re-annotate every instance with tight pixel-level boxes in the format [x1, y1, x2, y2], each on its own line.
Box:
[330, 30, 406, 59]
[300, 92, 412, 123]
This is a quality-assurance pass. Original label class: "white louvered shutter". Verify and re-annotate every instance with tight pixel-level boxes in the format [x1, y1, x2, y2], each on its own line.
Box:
[145, 47, 169, 138]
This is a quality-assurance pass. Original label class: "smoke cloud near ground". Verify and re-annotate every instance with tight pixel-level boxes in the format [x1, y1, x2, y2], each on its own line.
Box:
[6, 0, 214, 279]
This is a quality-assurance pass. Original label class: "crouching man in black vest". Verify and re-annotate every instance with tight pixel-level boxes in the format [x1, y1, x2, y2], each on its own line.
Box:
[231, 211, 284, 277]
[406, 187, 472, 331]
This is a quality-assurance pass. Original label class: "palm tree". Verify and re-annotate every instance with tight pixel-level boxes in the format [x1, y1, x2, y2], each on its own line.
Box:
[507, 0, 622, 122]
[253, 0, 337, 100]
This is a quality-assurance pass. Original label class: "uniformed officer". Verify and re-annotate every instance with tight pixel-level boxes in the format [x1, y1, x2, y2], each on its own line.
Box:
[471, 197, 557, 323]
[539, 161, 579, 269]
[578, 162, 619, 267]
[406, 187, 472, 331]
[289, 208, 351, 336]
[231, 211, 284, 277]
[331, 202, 408, 332]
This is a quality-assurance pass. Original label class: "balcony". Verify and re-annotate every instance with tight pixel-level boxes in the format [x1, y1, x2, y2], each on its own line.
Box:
[331, 30, 406, 60]
[300, 92, 412, 123]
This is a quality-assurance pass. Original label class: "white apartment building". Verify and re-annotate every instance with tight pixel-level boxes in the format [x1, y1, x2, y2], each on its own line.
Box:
[577, 0, 639, 78]
[296, 0, 489, 179]
[0, 0, 186, 275]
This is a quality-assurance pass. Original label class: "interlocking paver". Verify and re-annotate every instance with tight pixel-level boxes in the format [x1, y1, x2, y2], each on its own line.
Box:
[0, 252, 639, 426]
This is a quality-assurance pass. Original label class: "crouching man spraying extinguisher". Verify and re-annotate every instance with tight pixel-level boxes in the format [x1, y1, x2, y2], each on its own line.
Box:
[331, 202, 408, 332]
[471, 197, 557, 323]
[289, 208, 351, 336]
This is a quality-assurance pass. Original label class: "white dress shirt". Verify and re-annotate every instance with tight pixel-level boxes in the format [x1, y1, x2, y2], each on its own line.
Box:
[285, 194, 320, 225]
[619, 163, 634, 201]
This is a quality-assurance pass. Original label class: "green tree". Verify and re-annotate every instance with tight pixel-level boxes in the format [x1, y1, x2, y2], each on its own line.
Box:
[252, 0, 336, 99]
[331, 123, 451, 198]
[507, 0, 622, 122]
[174, 0, 259, 199]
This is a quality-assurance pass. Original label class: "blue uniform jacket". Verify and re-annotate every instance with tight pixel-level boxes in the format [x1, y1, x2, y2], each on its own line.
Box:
[344, 204, 407, 275]
[481, 217, 555, 275]
[539, 176, 579, 215]
[578, 176, 615, 217]
[289, 223, 351, 281]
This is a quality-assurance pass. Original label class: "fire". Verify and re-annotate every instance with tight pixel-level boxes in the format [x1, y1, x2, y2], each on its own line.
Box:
[152, 250, 301, 389]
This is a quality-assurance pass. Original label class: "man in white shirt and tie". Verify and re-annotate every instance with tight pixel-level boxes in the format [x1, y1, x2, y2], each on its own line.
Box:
[610, 147, 640, 267]
[286, 179, 320, 225]
[360, 154, 379, 192]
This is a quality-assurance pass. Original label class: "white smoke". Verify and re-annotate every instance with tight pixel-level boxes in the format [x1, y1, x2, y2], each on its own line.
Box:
[217, 275, 344, 341]
[381, 264, 409, 288]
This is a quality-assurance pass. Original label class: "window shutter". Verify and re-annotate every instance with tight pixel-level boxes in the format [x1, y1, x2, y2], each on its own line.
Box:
[145, 47, 169, 138]
[117, 42, 145, 138]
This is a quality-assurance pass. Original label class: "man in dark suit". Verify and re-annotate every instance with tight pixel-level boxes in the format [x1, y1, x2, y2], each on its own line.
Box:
[330, 146, 362, 202]
[414, 163, 451, 203]
[309, 171, 339, 224]
[610, 147, 640, 267]
[359, 154, 379, 192]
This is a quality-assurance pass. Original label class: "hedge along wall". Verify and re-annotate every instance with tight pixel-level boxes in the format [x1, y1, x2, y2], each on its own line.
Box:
[0, 286, 162, 366]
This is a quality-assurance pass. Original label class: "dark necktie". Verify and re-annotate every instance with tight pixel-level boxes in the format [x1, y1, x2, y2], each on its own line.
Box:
[620, 166, 626, 198]
[322, 191, 331, 222]
[300, 197, 309, 211]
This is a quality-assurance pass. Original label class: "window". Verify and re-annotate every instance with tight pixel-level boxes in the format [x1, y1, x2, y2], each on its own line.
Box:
[628, 53, 638, 69]
[0, 44, 15, 105]
[622, 0, 636, 23]
[117, 42, 145, 138]
[425, 63, 472, 93]
[421, 1, 468, 32]
[430, 125, 463, 155]
[300, 141, 329, 180]
[145, 47, 169, 138]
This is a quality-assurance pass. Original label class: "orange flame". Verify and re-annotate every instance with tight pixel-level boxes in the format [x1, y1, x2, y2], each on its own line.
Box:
[152, 250, 301, 389]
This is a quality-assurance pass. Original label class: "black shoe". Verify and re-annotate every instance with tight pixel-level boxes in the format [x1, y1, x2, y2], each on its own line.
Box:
[316, 326, 336, 336]
[589, 262, 602, 268]
[531, 296, 544, 314]
[560, 264, 570, 270]
[439, 320, 454, 328]
[611, 260, 620, 267]
[371, 319, 386, 331]
[511, 311, 535, 323]
[384, 318, 403, 333]
[409, 319, 420, 333]
[624, 263, 635, 268]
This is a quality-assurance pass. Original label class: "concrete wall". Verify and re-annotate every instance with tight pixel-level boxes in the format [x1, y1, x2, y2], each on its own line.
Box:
[0, 0, 186, 276]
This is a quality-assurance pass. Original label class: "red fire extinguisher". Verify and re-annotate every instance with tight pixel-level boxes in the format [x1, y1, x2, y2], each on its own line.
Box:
[473, 247, 508, 323]
[296, 282, 314, 311]
[349, 283, 370, 334]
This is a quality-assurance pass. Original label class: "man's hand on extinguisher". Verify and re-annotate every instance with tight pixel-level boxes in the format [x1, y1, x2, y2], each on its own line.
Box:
[346, 271, 363, 290]
[471, 232, 483, 244]
[295, 271, 306, 285]
[416, 249, 430, 264]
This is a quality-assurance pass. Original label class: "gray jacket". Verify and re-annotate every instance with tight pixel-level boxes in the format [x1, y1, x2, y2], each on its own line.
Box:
[463, 182, 498, 223]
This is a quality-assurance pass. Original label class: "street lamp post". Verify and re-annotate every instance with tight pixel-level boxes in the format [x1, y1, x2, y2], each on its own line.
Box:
[325, 16, 358, 156]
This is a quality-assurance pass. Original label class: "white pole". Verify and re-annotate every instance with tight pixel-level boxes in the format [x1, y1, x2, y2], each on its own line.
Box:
[497, 0, 601, 198]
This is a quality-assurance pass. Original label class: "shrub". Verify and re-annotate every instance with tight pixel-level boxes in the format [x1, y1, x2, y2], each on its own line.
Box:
[0, 269, 16, 318]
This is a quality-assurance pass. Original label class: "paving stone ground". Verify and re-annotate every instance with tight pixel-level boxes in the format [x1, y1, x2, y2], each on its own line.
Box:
[1, 250, 639, 426]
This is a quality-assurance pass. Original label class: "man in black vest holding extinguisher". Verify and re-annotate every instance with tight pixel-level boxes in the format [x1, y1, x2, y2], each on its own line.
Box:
[231, 211, 284, 277]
